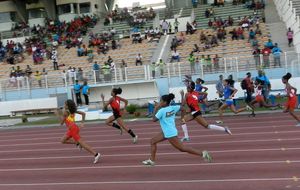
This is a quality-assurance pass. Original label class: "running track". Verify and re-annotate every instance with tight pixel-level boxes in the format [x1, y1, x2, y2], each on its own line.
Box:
[0, 112, 300, 190]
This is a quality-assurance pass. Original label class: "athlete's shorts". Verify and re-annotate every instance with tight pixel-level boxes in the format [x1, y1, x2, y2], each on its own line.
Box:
[255, 95, 264, 103]
[66, 125, 80, 142]
[225, 99, 234, 106]
[191, 110, 202, 118]
[286, 97, 297, 111]
[113, 111, 122, 120]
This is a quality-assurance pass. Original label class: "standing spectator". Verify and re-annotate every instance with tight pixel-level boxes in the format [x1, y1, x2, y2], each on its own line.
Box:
[51, 48, 58, 70]
[70, 67, 76, 84]
[34, 70, 42, 87]
[102, 62, 111, 82]
[272, 43, 282, 67]
[206, 55, 212, 72]
[243, 72, 254, 104]
[186, 22, 194, 35]
[253, 47, 261, 67]
[82, 81, 90, 106]
[188, 53, 196, 74]
[161, 19, 168, 34]
[287, 27, 293, 47]
[265, 39, 274, 49]
[248, 29, 256, 43]
[158, 59, 166, 76]
[150, 62, 157, 79]
[136, 53, 143, 66]
[77, 67, 84, 81]
[256, 70, 271, 102]
[213, 54, 220, 70]
[174, 18, 180, 33]
[262, 45, 271, 67]
[120, 59, 127, 80]
[93, 62, 100, 82]
[62, 70, 67, 85]
[74, 80, 82, 106]
[168, 22, 172, 33]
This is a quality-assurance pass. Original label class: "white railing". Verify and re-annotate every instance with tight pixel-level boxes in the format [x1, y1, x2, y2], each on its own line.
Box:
[0, 51, 299, 99]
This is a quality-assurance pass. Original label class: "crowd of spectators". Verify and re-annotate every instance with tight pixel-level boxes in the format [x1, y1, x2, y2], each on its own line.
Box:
[104, 5, 156, 27]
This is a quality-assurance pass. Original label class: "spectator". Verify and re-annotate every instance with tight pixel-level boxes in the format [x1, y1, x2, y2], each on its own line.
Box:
[211, 35, 218, 47]
[287, 27, 293, 47]
[77, 67, 84, 81]
[93, 62, 100, 82]
[120, 59, 127, 80]
[193, 44, 200, 53]
[111, 39, 117, 50]
[168, 22, 172, 33]
[262, 45, 271, 67]
[74, 80, 82, 106]
[186, 22, 194, 35]
[62, 70, 67, 85]
[256, 70, 271, 102]
[216, 74, 224, 107]
[251, 37, 259, 48]
[253, 47, 261, 67]
[265, 39, 274, 49]
[237, 27, 244, 40]
[136, 53, 143, 66]
[206, 55, 212, 72]
[107, 56, 113, 65]
[77, 45, 84, 57]
[102, 62, 111, 82]
[34, 70, 42, 87]
[174, 18, 180, 33]
[82, 81, 90, 105]
[51, 48, 58, 70]
[248, 29, 256, 43]
[158, 59, 166, 76]
[243, 72, 254, 104]
[213, 54, 220, 70]
[161, 19, 169, 34]
[231, 28, 238, 40]
[150, 62, 157, 79]
[272, 43, 282, 67]
[188, 53, 196, 74]
[171, 49, 180, 62]
[25, 65, 33, 78]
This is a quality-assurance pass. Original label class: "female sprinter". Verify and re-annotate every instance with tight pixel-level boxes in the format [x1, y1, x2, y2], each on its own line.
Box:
[248, 79, 280, 117]
[101, 87, 138, 143]
[195, 78, 218, 112]
[281, 73, 300, 126]
[142, 93, 212, 166]
[58, 100, 101, 164]
[217, 79, 251, 124]
[180, 81, 232, 142]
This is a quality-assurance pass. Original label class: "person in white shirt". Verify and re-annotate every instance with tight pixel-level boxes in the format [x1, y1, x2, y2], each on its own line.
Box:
[161, 19, 169, 34]
[136, 53, 143, 66]
[171, 49, 180, 62]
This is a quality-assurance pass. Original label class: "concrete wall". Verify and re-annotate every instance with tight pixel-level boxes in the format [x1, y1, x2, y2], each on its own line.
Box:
[0, 97, 58, 116]
[0, 1, 17, 13]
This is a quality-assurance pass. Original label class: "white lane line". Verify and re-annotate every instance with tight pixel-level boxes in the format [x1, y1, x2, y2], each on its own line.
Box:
[0, 160, 299, 172]
[0, 178, 294, 186]
[0, 146, 300, 162]
[157, 34, 170, 62]
[0, 134, 300, 154]
[0, 114, 294, 137]
[0, 124, 298, 144]
[0, 130, 299, 149]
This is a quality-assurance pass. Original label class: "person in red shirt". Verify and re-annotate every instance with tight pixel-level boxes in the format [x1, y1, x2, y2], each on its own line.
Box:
[262, 45, 271, 67]
[101, 88, 138, 143]
[180, 81, 232, 142]
[282, 73, 300, 126]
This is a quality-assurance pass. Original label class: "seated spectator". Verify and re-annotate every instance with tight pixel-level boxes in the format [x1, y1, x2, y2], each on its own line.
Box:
[178, 32, 185, 44]
[231, 28, 238, 40]
[265, 39, 274, 49]
[82, 44, 88, 56]
[111, 39, 117, 50]
[211, 35, 218, 47]
[132, 33, 142, 44]
[77, 46, 84, 57]
[237, 27, 244, 39]
[205, 9, 210, 18]
[171, 49, 180, 62]
[255, 26, 262, 35]
[208, 19, 213, 28]
[200, 32, 207, 43]
[217, 28, 226, 41]
[251, 37, 259, 48]
[107, 56, 113, 65]
[136, 53, 143, 66]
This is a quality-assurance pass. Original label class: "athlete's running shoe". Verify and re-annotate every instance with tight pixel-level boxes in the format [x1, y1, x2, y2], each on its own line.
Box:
[296, 123, 300, 127]
[216, 120, 223, 124]
[76, 143, 82, 151]
[246, 105, 253, 111]
[225, 127, 232, 135]
[93, 153, 101, 164]
[180, 137, 190, 142]
[142, 159, 155, 166]
[202, 151, 212, 162]
[133, 135, 138, 144]
[119, 128, 123, 135]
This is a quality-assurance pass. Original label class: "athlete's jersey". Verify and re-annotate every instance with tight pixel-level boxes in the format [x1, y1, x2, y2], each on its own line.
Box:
[186, 91, 201, 112]
[285, 85, 296, 99]
[195, 84, 203, 92]
[224, 86, 233, 99]
[110, 96, 121, 113]
[255, 85, 263, 97]
[65, 113, 77, 128]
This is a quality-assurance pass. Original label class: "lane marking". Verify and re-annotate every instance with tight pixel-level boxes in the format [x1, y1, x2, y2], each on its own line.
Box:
[1, 136, 300, 153]
[293, 176, 298, 182]
[286, 160, 291, 164]
[0, 160, 299, 172]
[0, 177, 294, 186]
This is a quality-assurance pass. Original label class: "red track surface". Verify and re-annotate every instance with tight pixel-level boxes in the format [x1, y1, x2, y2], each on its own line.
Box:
[0, 112, 300, 190]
